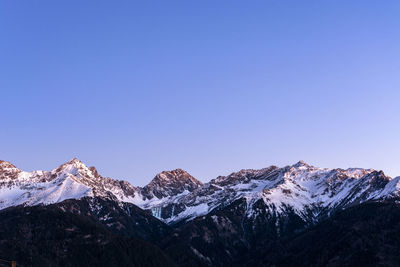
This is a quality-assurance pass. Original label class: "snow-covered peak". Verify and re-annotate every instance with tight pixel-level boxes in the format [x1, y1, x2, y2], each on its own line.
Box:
[292, 160, 312, 168]
[66, 157, 83, 165]
[0, 159, 200, 213]
[53, 158, 92, 176]
[48, 158, 109, 192]
[339, 168, 374, 179]
[283, 162, 378, 183]
[0, 158, 124, 210]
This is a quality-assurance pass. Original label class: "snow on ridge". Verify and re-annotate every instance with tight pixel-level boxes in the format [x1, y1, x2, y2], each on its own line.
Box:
[0, 158, 99, 210]
[1, 159, 400, 225]
[0, 158, 201, 213]
[137, 162, 400, 224]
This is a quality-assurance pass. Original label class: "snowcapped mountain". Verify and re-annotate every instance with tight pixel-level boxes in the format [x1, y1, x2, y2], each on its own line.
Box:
[1, 158, 400, 226]
[153, 160, 400, 224]
[0, 158, 201, 214]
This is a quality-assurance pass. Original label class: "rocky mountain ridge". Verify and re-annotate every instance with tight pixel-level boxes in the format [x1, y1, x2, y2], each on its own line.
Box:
[0, 159, 202, 215]
[1, 158, 399, 226]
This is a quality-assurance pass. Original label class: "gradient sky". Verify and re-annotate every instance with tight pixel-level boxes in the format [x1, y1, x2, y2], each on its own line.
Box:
[1, 1, 400, 186]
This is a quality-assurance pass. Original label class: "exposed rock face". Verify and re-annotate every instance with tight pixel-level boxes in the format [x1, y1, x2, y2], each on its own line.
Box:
[0, 160, 22, 180]
[0, 201, 177, 267]
[142, 169, 203, 199]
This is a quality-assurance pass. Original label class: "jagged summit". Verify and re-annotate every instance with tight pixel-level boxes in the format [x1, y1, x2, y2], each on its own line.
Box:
[157, 168, 191, 178]
[89, 166, 100, 178]
[68, 157, 82, 164]
[292, 160, 312, 168]
[0, 160, 21, 180]
[0, 160, 19, 169]
[142, 169, 202, 199]
[212, 161, 315, 186]
[152, 169, 201, 184]
[211, 166, 279, 187]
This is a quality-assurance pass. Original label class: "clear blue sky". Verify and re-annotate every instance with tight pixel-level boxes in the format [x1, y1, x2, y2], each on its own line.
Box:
[1, 1, 400, 185]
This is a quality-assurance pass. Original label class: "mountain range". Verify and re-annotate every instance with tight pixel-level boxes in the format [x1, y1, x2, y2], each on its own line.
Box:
[1, 158, 400, 266]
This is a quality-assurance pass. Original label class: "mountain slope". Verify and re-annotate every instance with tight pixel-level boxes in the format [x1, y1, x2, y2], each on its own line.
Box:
[55, 197, 172, 242]
[161, 196, 308, 267]
[248, 200, 400, 267]
[162, 197, 400, 267]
